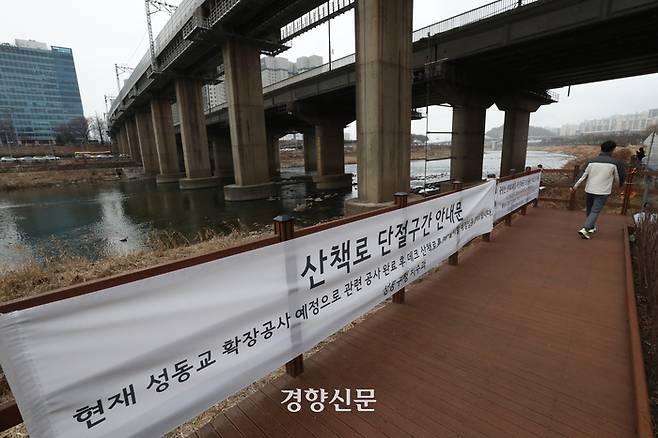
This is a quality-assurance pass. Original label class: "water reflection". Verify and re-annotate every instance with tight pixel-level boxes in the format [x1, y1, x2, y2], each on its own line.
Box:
[0, 151, 572, 271]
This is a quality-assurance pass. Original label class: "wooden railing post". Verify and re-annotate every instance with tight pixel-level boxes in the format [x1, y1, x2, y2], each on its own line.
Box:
[621, 170, 635, 216]
[568, 183, 577, 211]
[393, 192, 408, 304]
[521, 166, 531, 215]
[505, 171, 516, 226]
[273, 215, 304, 377]
[448, 181, 463, 265]
[533, 164, 542, 207]
[572, 164, 580, 183]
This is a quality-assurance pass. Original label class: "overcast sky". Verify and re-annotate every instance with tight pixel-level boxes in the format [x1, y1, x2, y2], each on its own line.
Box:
[2, 0, 657, 138]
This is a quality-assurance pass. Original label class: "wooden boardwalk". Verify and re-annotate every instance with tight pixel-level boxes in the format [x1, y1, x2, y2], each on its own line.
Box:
[192, 208, 637, 438]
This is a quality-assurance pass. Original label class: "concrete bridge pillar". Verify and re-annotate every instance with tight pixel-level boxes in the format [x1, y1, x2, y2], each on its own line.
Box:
[150, 98, 185, 183]
[222, 37, 274, 201]
[302, 127, 317, 174]
[267, 132, 281, 180]
[135, 108, 159, 176]
[209, 131, 235, 185]
[450, 105, 488, 183]
[125, 117, 142, 164]
[119, 126, 129, 156]
[497, 93, 550, 176]
[174, 78, 219, 189]
[347, 0, 413, 210]
[314, 124, 352, 190]
[114, 129, 124, 155]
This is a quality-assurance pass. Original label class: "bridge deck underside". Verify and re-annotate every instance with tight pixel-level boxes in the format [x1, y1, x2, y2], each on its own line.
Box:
[190, 208, 636, 438]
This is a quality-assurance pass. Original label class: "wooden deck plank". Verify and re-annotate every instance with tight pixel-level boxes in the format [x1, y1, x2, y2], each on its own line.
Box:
[194, 209, 636, 438]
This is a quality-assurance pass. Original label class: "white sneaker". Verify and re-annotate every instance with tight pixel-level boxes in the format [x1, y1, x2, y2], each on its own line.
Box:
[587, 227, 597, 234]
[578, 228, 590, 239]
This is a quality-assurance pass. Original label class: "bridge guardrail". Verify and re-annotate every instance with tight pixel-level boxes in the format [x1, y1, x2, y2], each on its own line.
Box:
[412, 0, 540, 42]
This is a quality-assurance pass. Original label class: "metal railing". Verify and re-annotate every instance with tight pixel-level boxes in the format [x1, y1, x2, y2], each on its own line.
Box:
[204, 53, 356, 114]
[280, 0, 355, 42]
[412, 0, 540, 43]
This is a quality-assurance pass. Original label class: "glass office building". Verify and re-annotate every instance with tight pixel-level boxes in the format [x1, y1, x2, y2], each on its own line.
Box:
[0, 39, 84, 144]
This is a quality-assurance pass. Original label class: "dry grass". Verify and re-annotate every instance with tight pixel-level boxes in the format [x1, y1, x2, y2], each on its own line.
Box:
[532, 144, 638, 169]
[0, 169, 122, 191]
[0, 144, 110, 158]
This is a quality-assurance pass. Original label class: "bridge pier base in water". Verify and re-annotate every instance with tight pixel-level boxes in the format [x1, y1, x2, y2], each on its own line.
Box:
[303, 127, 317, 175]
[313, 124, 352, 190]
[135, 108, 159, 176]
[210, 132, 235, 186]
[125, 117, 142, 165]
[497, 93, 551, 177]
[450, 104, 488, 184]
[175, 78, 219, 190]
[151, 98, 185, 184]
[222, 37, 274, 201]
[267, 132, 281, 180]
[346, 0, 413, 213]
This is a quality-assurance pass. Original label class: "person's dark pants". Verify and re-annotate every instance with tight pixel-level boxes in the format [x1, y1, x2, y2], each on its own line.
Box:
[584, 193, 608, 230]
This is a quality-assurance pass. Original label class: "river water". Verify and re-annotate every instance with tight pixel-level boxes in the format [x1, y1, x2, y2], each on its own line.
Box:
[0, 150, 572, 270]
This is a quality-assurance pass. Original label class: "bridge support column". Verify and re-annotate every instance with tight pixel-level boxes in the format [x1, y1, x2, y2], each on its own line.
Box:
[135, 108, 159, 176]
[267, 132, 281, 180]
[303, 128, 317, 174]
[313, 124, 352, 190]
[175, 78, 219, 190]
[346, 0, 413, 212]
[151, 98, 185, 183]
[450, 105, 487, 183]
[210, 132, 235, 185]
[222, 37, 274, 201]
[126, 117, 142, 164]
[497, 94, 549, 177]
[114, 129, 124, 155]
[119, 126, 129, 156]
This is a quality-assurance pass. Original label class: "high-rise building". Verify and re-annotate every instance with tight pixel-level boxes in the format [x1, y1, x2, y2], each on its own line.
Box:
[0, 39, 84, 144]
[575, 109, 658, 135]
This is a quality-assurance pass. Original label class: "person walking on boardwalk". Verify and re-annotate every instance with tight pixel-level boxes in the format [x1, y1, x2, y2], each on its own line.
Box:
[571, 140, 626, 239]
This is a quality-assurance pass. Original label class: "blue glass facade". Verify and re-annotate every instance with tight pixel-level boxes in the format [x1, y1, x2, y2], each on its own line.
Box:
[0, 42, 84, 143]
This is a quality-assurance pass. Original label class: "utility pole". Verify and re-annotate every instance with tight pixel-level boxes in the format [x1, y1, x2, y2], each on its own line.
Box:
[104, 95, 116, 114]
[328, 17, 332, 69]
[145, 0, 177, 72]
[114, 64, 134, 94]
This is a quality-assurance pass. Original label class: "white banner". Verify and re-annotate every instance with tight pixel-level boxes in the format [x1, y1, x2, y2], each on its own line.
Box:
[0, 181, 495, 438]
[494, 172, 541, 221]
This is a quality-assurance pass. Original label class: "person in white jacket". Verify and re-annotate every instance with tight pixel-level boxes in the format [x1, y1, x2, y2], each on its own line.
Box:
[571, 140, 626, 239]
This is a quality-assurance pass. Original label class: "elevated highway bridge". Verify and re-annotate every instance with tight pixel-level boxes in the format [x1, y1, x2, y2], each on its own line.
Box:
[108, 0, 658, 206]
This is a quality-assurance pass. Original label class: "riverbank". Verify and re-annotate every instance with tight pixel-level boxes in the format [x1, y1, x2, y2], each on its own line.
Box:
[0, 168, 123, 191]
[529, 143, 638, 168]
[278, 143, 451, 168]
[0, 144, 110, 158]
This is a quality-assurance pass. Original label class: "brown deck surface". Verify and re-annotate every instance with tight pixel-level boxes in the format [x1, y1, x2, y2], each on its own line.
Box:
[192, 208, 635, 438]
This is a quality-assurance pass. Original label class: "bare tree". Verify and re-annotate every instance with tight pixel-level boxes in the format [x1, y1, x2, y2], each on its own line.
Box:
[0, 116, 17, 148]
[88, 113, 108, 145]
[56, 117, 89, 145]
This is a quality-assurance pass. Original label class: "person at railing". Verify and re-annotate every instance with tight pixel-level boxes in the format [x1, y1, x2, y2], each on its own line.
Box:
[571, 140, 626, 239]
